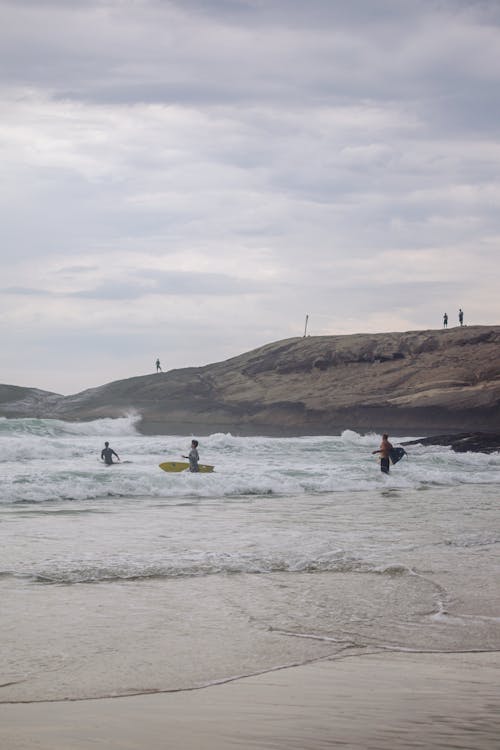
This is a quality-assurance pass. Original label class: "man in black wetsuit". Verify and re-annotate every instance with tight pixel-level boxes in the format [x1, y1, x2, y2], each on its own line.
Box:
[101, 441, 120, 465]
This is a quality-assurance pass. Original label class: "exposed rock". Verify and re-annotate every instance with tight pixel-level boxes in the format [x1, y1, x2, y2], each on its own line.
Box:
[0, 385, 62, 415]
[1, 325, 499, 435]
[402, 432, 500, 454]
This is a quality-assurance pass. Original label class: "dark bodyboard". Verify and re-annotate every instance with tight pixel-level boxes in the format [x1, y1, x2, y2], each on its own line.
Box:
[390, 447, 407, 465]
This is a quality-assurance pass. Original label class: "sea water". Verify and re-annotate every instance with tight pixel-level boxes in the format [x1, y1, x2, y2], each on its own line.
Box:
[1, 416, 499, 702]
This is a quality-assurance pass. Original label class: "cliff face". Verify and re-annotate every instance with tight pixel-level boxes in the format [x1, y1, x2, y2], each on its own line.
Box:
[1, 326, 499, 435]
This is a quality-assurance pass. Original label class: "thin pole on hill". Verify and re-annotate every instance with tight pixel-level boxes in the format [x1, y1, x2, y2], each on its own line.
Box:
[304, 314, 309, 337]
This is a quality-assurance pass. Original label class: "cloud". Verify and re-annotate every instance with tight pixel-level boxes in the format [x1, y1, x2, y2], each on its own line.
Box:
[2, 267, 264, 299]
[71, 270, 263, 299]
[0, 0, 499, 392]
[2, 0, 498, 114]
[1, 286, 54, 296]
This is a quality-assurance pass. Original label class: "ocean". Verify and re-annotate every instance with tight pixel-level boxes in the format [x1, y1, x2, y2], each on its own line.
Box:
[1, 415, 499, 703]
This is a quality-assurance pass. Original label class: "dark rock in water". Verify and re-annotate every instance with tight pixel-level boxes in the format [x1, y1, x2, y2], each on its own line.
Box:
[402, 432, 500, 454]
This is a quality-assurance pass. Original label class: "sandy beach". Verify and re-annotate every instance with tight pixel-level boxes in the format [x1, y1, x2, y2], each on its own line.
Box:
[1, 652, 499, 750]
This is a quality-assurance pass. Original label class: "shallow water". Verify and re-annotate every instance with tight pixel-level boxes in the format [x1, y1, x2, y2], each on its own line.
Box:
[1, 417, 499, 702]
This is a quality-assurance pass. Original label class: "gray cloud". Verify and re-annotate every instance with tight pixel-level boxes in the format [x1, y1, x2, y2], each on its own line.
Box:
[71, 271, 263, 299]
[1, 0, 498, 115]
[2, 270, 264, 301]
[1, 0, 499, 392]
[2, 286, 54, 296]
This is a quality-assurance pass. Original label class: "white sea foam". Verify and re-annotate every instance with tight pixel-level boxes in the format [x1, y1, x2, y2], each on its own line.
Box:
[1, 419, 500, 505]
[0, 414, 141, 437]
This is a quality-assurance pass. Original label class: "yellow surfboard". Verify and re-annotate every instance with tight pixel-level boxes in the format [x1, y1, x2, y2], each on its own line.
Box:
[159, 461, 214, 473]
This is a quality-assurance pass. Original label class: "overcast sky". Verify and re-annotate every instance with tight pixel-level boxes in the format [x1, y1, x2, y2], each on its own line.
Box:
[1, 0, 499, 394]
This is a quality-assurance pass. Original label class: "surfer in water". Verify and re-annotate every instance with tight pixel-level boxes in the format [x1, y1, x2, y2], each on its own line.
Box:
[372, 434, 393, 474]
[183, 439, 200, 472]
[101, 441, 120, 465]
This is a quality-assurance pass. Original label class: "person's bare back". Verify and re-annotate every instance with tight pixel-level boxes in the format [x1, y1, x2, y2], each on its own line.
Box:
[378, 435, 393, 459]
[372, 433, 393, 474]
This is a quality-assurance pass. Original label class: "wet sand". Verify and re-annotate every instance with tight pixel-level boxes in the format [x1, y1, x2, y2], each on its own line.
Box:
[1, 652, 499, 750]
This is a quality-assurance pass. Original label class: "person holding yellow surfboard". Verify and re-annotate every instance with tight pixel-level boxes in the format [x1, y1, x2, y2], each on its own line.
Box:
[159, 439, 214, 473]
[183, 439, 200, 472]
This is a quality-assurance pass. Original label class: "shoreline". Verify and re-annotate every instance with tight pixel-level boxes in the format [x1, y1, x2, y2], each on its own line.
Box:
[2, 651, 499, 749]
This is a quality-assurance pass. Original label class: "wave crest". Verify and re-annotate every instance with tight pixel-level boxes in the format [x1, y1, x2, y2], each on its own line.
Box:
[18, 554, 414, 585]
[0, 414, 141, 438]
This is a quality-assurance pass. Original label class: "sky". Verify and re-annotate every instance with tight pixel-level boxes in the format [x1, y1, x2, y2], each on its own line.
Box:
[1, 0, 499, 394]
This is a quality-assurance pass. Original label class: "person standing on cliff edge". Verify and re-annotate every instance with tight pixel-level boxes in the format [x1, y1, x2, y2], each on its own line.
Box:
[458, 309, 464, 326]
[443, 312, 448, 328]
[372, 434, 393, 474]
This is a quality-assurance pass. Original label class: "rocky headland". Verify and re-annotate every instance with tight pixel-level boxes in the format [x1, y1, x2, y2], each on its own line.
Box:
[1, 325, 499, 439]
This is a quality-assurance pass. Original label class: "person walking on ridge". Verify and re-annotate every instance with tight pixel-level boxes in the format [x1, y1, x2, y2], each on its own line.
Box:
[443, 312, 448, 328]
[156, 358, 162, 372]
[372, 434, 393, 474]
